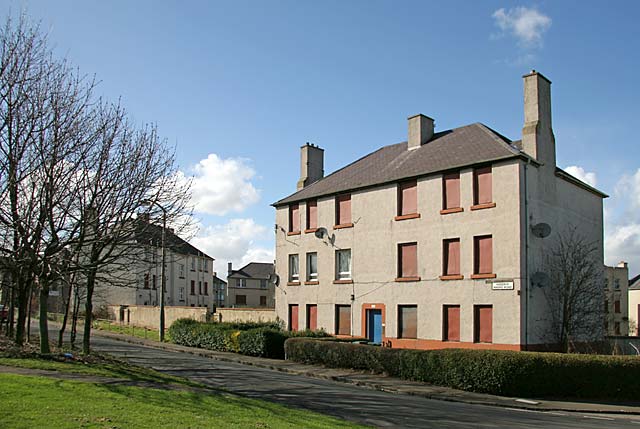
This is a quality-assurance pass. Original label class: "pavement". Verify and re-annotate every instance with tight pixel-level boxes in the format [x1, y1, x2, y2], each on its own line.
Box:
[87, 328, 640, 416]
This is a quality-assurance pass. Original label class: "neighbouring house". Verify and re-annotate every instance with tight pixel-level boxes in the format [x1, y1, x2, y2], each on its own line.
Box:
[604, 262, 629, 336]
[630, 274, 640, 336]
[97, 217, 217, 313]
[272, 71, 607, 350]
[226, 262, 275, 308]
[212, 274, 227, 308]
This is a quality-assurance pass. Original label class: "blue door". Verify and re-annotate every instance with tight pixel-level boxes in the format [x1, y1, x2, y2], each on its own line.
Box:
[367, 309, 382, 344]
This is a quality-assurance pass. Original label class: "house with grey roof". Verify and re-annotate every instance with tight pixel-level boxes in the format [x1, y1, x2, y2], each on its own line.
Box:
[226, 262, 275, 308]
[273, 71, 607, 350]
[630, 274, 640, 336]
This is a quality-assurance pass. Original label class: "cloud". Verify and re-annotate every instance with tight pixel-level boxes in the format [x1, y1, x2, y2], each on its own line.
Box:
[564, 165, 598, 187]
[615, 169, 640, 212]
[605, 168, 640, 275]
[492, 7, 551, 47]
[187, 154, 260, 216]
[189, 218, 274, 276]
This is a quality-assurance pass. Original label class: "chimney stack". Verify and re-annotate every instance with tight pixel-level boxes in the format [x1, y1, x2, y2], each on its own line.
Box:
[522, 70, 555, 167]
[227, 262, 233, 277]
[407, 114, 434, 150]
[297, 143, 324, 190]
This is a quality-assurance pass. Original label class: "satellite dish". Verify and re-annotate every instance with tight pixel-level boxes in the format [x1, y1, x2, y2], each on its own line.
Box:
[314, 227, 328, 239]
[268, 273, 280, 287]
[531, 223, 552, 238]
[531, 272, 550, 288]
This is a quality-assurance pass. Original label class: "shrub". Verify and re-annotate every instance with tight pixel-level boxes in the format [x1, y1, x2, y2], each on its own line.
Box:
[284, 338, 640, 400]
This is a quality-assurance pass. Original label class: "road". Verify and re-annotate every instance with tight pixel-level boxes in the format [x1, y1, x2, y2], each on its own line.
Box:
[82, 334, 640, 428]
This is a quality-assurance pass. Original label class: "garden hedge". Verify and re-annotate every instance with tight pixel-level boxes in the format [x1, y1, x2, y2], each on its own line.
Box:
[168, 318, 329, 359]
[284, 338, 640, 400]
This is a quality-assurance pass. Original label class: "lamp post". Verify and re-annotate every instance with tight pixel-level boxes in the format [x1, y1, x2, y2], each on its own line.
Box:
[142, 200, 167, 342]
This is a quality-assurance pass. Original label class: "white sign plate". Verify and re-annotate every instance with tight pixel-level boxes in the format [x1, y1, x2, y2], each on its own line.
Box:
[48, 290, 60, 296]
[492, 281, 514, 290]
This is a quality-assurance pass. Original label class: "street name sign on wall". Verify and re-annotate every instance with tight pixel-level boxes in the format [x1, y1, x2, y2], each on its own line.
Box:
[492, 281, 514, 290]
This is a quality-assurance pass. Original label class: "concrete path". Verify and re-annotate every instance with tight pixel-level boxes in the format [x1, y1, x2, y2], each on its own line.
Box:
[84, 330, 640, 428]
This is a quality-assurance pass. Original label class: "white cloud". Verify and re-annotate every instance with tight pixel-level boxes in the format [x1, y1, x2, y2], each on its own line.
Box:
[187, 154, 260, 216]
[564, 165, 598, 187]
[605, 168, 640, 275]
[615, 168, 640, 213]
[190, 218, 274, 277]
[492, 7, 551, 47]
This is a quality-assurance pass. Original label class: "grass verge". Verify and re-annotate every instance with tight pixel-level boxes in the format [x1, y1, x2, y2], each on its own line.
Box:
[92, 320, 161, 341]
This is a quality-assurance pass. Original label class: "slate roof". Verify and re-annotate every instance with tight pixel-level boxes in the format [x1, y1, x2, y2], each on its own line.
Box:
[274, 123, 523, 206]
[630, 274, 640, 290]
[228, 262, 274, 279]
[135, 219, 214, 260]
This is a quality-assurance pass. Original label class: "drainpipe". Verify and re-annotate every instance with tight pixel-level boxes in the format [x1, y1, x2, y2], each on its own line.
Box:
[523, 161, 530, 350]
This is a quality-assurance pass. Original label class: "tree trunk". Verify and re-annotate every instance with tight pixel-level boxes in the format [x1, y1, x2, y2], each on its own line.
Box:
[58, 280, 72, 348]
[27, 286, 33, 339]
[39, 283, 50, 354]
[14, 278, 29, 345]
[82, 271, 96, 354]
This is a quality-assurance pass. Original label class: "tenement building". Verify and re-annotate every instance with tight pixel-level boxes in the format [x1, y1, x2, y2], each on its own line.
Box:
[273, 71, 607, 350]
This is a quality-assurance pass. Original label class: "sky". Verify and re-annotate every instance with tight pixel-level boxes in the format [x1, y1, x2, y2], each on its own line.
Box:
[3, 1, 639, 277]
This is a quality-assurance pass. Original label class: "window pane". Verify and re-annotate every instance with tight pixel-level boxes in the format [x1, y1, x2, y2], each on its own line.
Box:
[289, 254, 299, 281]
[444, 239, 460, 276]
[307, 200, 318, 229]
[443, 173, 460, 209]
[307, 252, 318, 280]
[337, 250, 351, 279]
[289, 203, 300, 232]
[474, 167, 492, 205]
[399, 180, 417, 215]
[474, 236, 493, 274]
[474, 305, 493, 343]
[336, 305, 351, 335]
[444, 305, 460, 341]
[337, 194, 351, 225]
[399, 305, 417, 339]
[399, 243, 417, 278]
[307, 304, 318, 330]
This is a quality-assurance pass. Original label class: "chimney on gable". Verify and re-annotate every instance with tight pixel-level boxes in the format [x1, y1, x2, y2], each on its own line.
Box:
[227, 262, 233, 278]
[407, 114, 434, 150]
[522, 70, 556, 167]
[297, 143, 324, 191]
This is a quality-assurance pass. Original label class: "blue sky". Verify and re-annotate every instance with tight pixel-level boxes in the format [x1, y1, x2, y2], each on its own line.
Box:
[4, 1, 640, 276]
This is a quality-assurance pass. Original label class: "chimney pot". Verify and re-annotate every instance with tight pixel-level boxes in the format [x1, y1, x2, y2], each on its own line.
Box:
[407, 114, 434, 150]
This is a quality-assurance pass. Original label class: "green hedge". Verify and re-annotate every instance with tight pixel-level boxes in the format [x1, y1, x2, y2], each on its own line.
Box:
[168, 319, 329, 359]
[284, 338, 640, 400]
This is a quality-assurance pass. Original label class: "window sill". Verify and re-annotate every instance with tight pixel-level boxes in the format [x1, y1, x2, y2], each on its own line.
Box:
[287, 231, 301, 236]
[304, 228, 319, 234]
[287, 281, 301, 286]
[471, 273, 497, 279]
[333, 223, 354, 230]
[304, 281, 319, 285]
[470, 202, 496, 211]
[333, 279, 353, 284]
[440, 275, 464, 281]
[394, 213, 421, 221]
[440, 207, 463, 215]
[395, 276, 421, 282]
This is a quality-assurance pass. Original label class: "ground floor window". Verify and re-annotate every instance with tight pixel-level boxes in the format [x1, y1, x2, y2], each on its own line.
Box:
[335, 305, 351, 335]
[443, 305, 460, 341]
[398, 305, 417, 339]
[474, 305, 493, 343]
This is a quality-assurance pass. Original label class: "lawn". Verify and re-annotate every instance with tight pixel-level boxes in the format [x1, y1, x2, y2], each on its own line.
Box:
[92, 320, 160, 341]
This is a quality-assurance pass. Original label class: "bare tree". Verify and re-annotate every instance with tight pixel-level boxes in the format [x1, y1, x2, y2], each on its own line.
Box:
[541, 228, 605, 352]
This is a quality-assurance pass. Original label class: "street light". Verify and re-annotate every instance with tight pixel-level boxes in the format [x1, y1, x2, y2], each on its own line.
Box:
[141, 199, 167, 342]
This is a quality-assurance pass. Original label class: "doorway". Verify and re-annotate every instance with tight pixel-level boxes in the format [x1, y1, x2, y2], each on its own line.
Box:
[366, 309, 382, 344]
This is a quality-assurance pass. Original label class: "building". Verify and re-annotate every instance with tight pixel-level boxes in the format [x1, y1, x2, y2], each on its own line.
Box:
[604, 262, 629, 336]
[630, 274, 640, 336]
[212, 274, 227, 308]
[273, 71, 607, 350]
[98, 218, 217, 313]
[226, 262, 276, 308]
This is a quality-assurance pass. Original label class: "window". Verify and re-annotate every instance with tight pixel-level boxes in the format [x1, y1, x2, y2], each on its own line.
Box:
[191, 257, 196, 271]
[198, 281, 202, 295]
[442, 239, 461, 278]
[204, 282, 208, 296]
[179, 264, 185, 278]
[473, 166, 493, 206]
[236, 295, 246, 305]
[335, 305, 351, 335]
[474, 305, 493, 343]
[335, 194, 351, 226]
[260, 279, 267, 288]
[614, 279, 620, 289]
[306, 199, 318, 230]
[203, 259, 208, 272]
[442, 172, 461, 211]
[260, 295, 267, 306]
[144, 273, 149, 289]
[397, 243, 418, 280]
[307, 252, 318, 281]
[443, 305, 460, 341]
[398, 305, 417, 339]
[190, 280, 195, 295]
[289, 304, 299, 331]
[198, 258, 202, 271]
[615, 322, 621, 335]
[397, 180, 418, 217]
[288, 203, 300, 233]
[335, 249, 352, 281]
[238, 278, 246, 288]
[604, 278, 609, 289]
[307, 304, 318, 330]
[152, 275, 157, 289]
[614, 300, 621, 313]
[473, 235, 493, 276]
[288, 254, 300, 283]
[179, 287, 185, 301]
